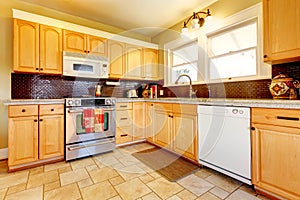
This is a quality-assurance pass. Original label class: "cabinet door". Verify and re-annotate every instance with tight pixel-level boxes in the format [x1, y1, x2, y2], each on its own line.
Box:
[173, 113, 197, 161]
[63, 30, 86, 53]
[88, 35, 107, 56]
[126, 44, 143, 78]
[263, 0, 300, 63]
[108, 40, 125, 78]
[251, 123, 300, 199]
[40, 25, 62, 74]
[8, 116, 39, 166]
[13, 19, 39, 73]
[133, 102, 145, 141]
[154, 110, 171, 149]
[39, 115, 64, 159]
[143, 48, 158, 79]
[145, 103, 154, 142]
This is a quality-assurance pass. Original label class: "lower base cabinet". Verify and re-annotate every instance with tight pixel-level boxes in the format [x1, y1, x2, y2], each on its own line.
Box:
[8, 104, 64, 171]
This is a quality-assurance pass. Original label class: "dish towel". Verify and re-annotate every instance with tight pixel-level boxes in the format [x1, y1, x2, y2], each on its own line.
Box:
[83, 109, 95, 133]
[94, 108, 104, 132]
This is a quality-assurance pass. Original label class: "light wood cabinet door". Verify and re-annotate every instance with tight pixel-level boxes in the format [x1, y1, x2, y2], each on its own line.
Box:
[88, 35, 107, 56]
[263, 0, 300, 64]
[251, 123, 300, 199]
[13, 19, 39, 73]
[39, 114, 64, 160]
[173, 113, 198, 161]
[108, 40, 125, 78]
[145, 103, 155, 142]
[8, 116, 39, 166]
[63, 30, 86, 53]
[126, 44, 143, 78]
[154, 110, 171, 149]
[133, 102, 146, 141]
[40, 25, 62, 74]
[143, 48, 158, 79]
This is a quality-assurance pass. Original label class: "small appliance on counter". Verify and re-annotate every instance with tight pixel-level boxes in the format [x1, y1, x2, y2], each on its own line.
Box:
[127, 89, 138, 98]
[269, 74, 300, 99]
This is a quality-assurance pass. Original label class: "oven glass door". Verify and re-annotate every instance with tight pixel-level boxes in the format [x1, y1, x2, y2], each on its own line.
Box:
[66, 106, 116, 144]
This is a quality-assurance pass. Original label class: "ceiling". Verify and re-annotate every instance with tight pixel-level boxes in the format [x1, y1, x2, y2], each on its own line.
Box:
[18, 0, 217, 37]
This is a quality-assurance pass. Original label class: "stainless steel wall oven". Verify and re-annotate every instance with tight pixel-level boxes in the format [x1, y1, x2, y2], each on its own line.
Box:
[65, 97, 116, 161]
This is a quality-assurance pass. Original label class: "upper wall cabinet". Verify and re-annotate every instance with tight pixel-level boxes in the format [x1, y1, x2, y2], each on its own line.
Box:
[143, 48, 158, 79]
[263, 0, 300, 64]
[13, 19, 62, 74]
[108, 40, 126, 78]
[125, 44, 143, 78]
[63, 30, 107, 56]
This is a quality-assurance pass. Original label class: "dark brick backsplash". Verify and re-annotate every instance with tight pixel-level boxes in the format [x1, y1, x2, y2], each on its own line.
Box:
[11, 61, 300, 99]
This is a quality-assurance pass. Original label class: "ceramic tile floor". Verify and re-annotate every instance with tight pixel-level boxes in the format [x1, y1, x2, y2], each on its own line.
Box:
[0, 142, 271, 200]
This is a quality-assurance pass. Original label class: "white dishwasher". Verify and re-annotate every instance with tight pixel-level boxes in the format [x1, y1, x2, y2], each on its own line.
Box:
[198, 105, 251, 184]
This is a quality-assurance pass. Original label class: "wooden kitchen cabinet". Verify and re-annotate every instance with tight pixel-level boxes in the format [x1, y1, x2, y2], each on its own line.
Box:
[263, 0, 300, 64]
[143, 48, 158, 79]
[115, 102, 133, 144]
[125, 44, 143, 78]
[63, 30, 107, 56]
[13, 19, 63, 75]
[251, 108, 300, 199]
[108, 40, 126, 78]
[132, 102, 146, 141]
[8, 104, 64, 171]
[145, 102, 155, 142]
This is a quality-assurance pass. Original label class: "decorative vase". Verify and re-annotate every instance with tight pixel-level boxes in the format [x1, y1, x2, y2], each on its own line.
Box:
[269, 74, 300, 99]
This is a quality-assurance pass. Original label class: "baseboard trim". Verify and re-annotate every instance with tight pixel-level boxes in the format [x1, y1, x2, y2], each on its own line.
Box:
[0, 148, 8, 160]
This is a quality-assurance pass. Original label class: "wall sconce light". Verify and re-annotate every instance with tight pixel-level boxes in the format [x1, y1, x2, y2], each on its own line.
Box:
[181, 9, 211, 34]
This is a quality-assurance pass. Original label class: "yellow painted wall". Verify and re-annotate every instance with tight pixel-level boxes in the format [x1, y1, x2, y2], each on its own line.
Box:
[0, 0, 151, 150]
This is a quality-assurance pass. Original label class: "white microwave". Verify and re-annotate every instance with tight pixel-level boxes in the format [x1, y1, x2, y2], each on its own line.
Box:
[63, 51, 109, 79]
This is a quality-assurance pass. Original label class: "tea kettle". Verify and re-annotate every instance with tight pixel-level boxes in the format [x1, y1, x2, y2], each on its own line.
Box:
[95, 83, 102, 97]
[269, 74, 300, 99]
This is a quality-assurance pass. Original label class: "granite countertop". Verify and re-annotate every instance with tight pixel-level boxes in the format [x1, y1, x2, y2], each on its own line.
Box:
[3, 98, 300, 109]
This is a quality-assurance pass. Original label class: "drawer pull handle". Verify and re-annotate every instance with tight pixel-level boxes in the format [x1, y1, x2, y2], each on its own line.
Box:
[51, 109, 54, 111]
[34, 119, 38, 122]
[21, 109, 26, 112]
[120, 105, 127, 108]
[250, 127, 255, 131]
[120, 117, 128, 120]
[277, 116, 299, 121]
[40, 119, 43, 122]
[120, 134, 128, 137]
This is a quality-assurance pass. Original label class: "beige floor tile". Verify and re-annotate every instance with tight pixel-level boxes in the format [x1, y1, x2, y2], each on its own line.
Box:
[117, 165, 146, 181]
[209, 187, 229, 199]
[44, 180, 60, 192]
[148, 171, 162, 179]
[77, 178, 93, 189]
[58, 166, 72, 174]
[85, 164, 98, 172]
[27, 170, 59, 189]
[196, 193, 221, 200]
[94, 156, 120, 167]
[139, 174, 155, 184]
[0, 171, 28, 190]
[115, 178, 152, 200]
[147, 177, 184, 199]
[44, 161, 70, 172]
[70, 158, 95, 170]
[60, 168, 89, 186]
[93, 159, 105, 168]
[44, 183, 81, 200]
[6, 183, 26, 195]
[177, 174, 214, 196]
[0, 188, 7, 200]
[109, 195, 122, 200]
[205, 174, 242, 193]
[29, 166, 44, 176]
[226, 189, 260, 200]
[109, 176, 125, 186]
[176, 189, 197, 200]
[166, 196, 181, 200]
[194, 168, 213, 179]
[5, 186, 42, 200]
[118, 155, 140, 166]
[88, 166, 118, 183]
[80, 180, 117, 200]
[141, 192, 161, 200]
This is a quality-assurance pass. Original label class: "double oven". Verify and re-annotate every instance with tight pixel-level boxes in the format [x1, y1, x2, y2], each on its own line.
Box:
[65, 97, 116, 161]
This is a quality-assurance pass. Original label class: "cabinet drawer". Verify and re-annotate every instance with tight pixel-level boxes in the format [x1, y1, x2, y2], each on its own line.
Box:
[116, 110, 132, 126]
[116, 102, 132, 110]
[173, 104, 197, 115]
[9, 105, 38, 117]
[116, 126, 133, 144]
[39, 104, 64, 115]
[252, 108, 300, 128]
[154, 103, 172, 112]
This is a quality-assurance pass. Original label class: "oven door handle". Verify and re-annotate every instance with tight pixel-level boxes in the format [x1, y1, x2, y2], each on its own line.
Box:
[68, 108, 115, 113]
[67, 138, 115, 151]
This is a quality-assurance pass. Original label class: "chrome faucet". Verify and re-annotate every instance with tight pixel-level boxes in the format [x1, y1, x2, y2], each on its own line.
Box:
[175, 74, 194, 98]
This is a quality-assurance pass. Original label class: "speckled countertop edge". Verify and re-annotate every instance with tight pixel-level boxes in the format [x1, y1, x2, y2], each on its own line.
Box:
[3, 99, 65, 105]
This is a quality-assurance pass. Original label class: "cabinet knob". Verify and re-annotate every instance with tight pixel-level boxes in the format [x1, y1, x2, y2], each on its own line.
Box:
[51, 108, 54, 111]
[250, 127, 255, 131]
[39, 119, 43, 122]
[34, 119, 38, 122]
[35, 68, 39, 70]
[21, 109, 26, 112]
[263, 55, 267, 58]
[40, 68, 43, 71]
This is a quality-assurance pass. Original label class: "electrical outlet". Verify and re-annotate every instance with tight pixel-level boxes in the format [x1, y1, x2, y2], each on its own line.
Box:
[159, 90, 164, 96]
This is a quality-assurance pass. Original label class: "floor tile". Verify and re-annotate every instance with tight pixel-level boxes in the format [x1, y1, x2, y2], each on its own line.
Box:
[94, 156, 120, 167]
[226, 189, 260, 200]
[44, 183, 81, 200]
[108, 195, 122, 200]
[85, 164, 98, 172]
[58, 166, 72, 174]
[196, 192, 221, 200]
[5, 186, 42, 200]
[44, 180, 60, 192]
[70, 158, 95, 170]
[77, 178, 93, 189]
[194, 168, 213, 179]
[139, 173, 155, 184]
[44, 161, 70, 172]
[109, 176, 125, 186]
[115, 178, 152, 200]
[205, 173, 242, 193]
[6, 183, 26, 195]
[88, 166, 118, 183]
[27, 170, 59, 189]
[209, 187, 229, 199]
[60, 168, 89, 186]
[167, 195, 181, 200]
[176, 189, 197, 200]
[80, 180, 117, 200]
[177, 174, 214, 196]
[118, 155, 140, 166]
[117, 164, 146, 181]
[29, 166, 44, 176]
[0, 188, 7, 200]
[0, 171, 28, 190]
[141, 192, 161, 200]
[147, 177, 184, 199]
